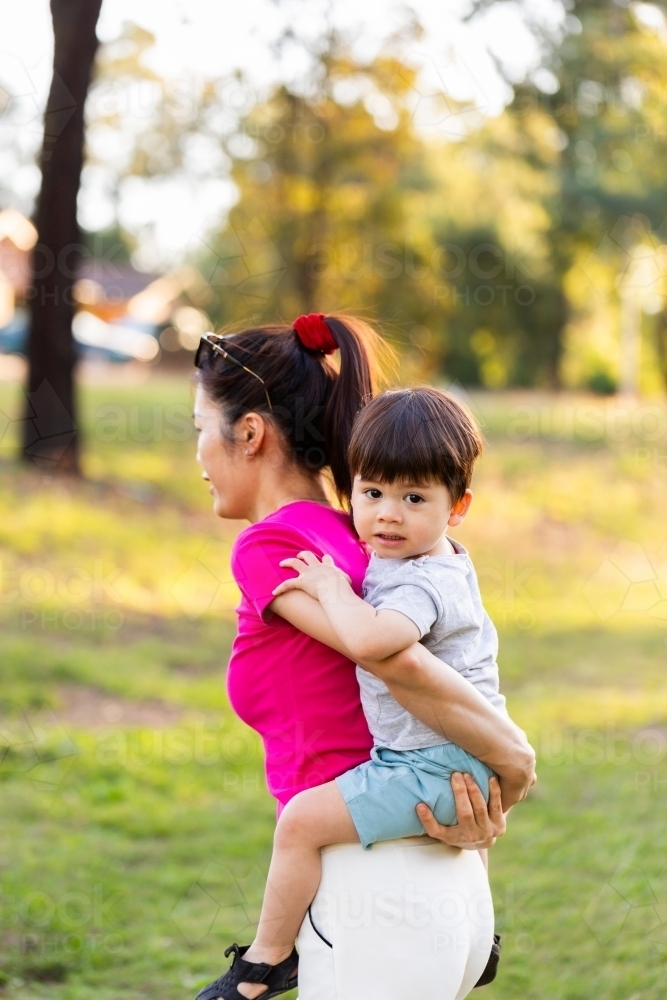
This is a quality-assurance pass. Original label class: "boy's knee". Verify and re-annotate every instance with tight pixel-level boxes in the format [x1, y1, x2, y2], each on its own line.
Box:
[274, 794, 312, 846]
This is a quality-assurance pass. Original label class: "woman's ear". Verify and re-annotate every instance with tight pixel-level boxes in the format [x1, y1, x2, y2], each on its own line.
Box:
[238, 412, 267, 457]
[448, 489, 473, 527]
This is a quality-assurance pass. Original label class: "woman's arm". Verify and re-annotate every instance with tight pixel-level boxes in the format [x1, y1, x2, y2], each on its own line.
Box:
[270, 591, 536, 811]
[369, 641, 535, 809]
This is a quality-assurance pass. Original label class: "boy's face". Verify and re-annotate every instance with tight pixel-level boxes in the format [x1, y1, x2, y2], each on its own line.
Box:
[350, 475, 472, 559]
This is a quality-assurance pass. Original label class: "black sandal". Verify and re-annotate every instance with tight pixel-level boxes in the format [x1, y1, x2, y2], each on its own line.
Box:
[474, 933, 501, 987]
[195, 943, 298, 1000]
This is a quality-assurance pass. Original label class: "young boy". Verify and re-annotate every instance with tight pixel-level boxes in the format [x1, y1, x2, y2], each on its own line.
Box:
[202, 387, 515, 1000]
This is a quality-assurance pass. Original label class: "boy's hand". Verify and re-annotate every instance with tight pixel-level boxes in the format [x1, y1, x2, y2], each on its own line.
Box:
[273, 550, 352, 602]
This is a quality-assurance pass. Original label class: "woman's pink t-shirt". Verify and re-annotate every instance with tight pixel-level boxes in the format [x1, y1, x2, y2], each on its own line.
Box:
[228, 501, 373, 807]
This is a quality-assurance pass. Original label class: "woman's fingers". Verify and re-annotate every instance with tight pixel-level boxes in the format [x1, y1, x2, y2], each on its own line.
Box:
[460, 774, 498, 840]
[451, 772, 475, 823]
[414, 803, 445, 839]
[452, 774, 499, 846]
[414, 773, 503, 850]
[415, 803, 489, 850]
[463, 773, 490, 824]
[486, 777, 506, 836]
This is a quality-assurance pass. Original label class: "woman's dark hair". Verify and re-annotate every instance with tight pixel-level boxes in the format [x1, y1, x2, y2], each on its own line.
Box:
[348, 387, 484, 502]
[195, 315, 382, 501]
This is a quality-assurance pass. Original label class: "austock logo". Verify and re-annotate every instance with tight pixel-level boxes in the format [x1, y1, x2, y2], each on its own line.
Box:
[171, 863, 266, 946]
[583, 540, 667, 626]
[583, 864, 667, 951]
[189, 218, 287, 307]
[0, 702, 77, 790]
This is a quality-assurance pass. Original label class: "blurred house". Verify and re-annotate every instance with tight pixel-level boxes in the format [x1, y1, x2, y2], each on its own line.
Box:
[72, 260, 170, 362]
[0, 209, 210, 362]
[0, 208, 38, 352]
[72, 261, 211, 361]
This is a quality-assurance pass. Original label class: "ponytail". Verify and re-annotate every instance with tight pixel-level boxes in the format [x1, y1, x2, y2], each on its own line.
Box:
[321, 316, 380, 500]
[195, 312, 385, 504]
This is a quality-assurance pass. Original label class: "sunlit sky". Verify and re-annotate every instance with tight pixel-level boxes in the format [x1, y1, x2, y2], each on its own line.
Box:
[1, 0, 565, 264]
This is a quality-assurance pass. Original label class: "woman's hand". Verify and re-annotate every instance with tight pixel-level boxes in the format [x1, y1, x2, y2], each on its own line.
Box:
[273, 550, 352, 602]
[415, 773, 506, 850]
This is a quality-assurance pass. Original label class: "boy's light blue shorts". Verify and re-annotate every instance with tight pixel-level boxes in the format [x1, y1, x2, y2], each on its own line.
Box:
[335, 743, 495, 850]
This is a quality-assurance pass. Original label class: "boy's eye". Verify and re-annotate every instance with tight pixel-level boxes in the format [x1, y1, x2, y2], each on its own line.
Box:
[365, 489, 383, 500]
[404, 493, 424, 505]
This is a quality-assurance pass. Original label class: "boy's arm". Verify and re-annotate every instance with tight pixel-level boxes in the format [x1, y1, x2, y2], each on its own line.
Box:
[272, 550, 420, 660]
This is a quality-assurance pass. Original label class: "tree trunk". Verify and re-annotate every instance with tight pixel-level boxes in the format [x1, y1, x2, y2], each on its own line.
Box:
[544, 286, 567, 390]
[655, 310, 667, 393]
[21, 0, 103, 473]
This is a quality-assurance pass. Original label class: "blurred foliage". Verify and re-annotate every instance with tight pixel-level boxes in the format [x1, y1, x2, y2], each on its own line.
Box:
[203, 55, 438, 339]
[82, 5, 667, 390]
[504, 0, 667, 392]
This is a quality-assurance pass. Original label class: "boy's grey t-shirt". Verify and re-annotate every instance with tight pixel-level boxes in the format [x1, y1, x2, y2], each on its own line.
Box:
[357, 538, 506, 751]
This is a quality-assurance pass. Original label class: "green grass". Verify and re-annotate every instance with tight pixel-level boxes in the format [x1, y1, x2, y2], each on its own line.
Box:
[1, 375, 667, 997]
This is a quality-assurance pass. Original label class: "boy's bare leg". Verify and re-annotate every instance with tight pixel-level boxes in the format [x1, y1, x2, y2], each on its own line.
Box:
[237, 781, 358, 1000]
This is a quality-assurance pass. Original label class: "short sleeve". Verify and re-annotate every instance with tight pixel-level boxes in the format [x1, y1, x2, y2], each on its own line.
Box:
[371, 571, 442, 639]
[232, 522, 317, 622]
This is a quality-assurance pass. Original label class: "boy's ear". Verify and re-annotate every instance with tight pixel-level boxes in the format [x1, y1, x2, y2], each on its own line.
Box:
[448, 489, 473, 527]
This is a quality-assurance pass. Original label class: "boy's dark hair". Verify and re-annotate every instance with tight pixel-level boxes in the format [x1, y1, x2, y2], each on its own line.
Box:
[348, 387, 483, 502]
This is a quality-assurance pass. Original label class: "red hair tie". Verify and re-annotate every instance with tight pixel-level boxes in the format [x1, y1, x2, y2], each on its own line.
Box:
[293, 313, 338, 354]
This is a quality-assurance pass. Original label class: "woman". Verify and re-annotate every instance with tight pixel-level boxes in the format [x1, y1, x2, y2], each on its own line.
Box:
[192, 313, 535, 1000]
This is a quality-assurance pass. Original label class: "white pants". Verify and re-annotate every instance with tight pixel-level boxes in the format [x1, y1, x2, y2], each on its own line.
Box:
[296, 838, 493, 1000]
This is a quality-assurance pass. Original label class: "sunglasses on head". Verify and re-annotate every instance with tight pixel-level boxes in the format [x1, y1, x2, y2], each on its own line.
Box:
[195, 333, 273, 414]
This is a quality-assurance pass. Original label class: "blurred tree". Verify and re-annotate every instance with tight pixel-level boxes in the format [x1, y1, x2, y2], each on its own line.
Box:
[81, 5, 667, 391]
[529, 0, 667, 392]
[83, 22, 165, 221]
[473, 0, 667, 391]
[197, 39, 445, 364]
[84, 22, 231, 269]
[22, 0, 103, 473]
[208, 13, 667, 389]
[420, 107, 566, 387]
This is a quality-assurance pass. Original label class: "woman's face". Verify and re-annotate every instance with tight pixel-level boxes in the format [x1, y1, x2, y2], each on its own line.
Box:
[193, 384, 253, 520]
